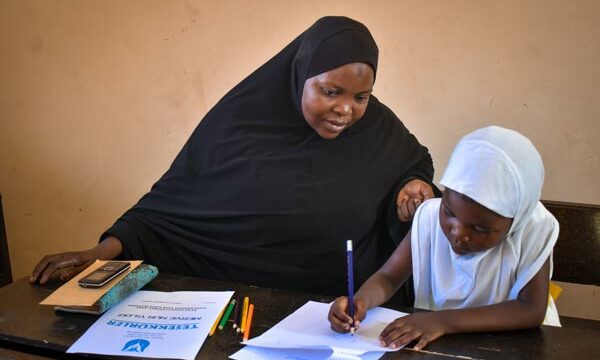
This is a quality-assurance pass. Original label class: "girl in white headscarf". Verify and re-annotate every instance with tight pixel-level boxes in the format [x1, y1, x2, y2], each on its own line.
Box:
[328, 126, 560, 351]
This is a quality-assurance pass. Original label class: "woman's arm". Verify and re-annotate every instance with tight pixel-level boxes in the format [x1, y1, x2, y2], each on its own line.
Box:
[30, 236, 123, 284]
[328, 230, 413, 332]
[379, 257, 551, 350]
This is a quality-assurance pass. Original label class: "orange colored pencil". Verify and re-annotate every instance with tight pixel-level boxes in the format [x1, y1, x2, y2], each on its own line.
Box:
[243, 303, 255, 341]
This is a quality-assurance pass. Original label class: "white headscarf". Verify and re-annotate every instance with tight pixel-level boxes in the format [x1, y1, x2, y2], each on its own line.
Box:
[411, 126, 560, 324]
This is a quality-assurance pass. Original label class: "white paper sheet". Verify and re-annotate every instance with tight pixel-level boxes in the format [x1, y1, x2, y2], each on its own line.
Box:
[230, 346, 385, 360]
[232, 301, 407, 360]
[67, 290, 233, 359]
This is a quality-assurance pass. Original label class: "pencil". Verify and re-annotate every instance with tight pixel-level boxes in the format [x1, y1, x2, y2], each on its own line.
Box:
[218, 298, 236, 330]
[346, 239, 355, 335]
[232, 295, 241, 329]
[239, 296, 249, 334]
[242, 303, 254, 341]
[209, 303, 226, 336]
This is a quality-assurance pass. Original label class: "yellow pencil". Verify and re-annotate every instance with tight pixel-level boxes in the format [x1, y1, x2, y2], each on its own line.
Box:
[239, 296, 249, 333]
[209, 304, 226, 336]
[243, 304, 254, 341]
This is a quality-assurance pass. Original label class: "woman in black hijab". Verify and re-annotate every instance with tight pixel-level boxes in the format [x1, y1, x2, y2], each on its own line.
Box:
[31, 16, 436, 296]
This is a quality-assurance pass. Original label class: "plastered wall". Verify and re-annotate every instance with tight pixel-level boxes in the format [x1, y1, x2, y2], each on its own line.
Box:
[1, 1, 598, 315]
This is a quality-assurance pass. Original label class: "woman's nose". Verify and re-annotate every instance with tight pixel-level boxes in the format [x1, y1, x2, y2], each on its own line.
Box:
[334, 101, 352, 116]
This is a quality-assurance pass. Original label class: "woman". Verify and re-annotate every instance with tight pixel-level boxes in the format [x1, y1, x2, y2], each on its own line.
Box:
[31, 16, 436, 296]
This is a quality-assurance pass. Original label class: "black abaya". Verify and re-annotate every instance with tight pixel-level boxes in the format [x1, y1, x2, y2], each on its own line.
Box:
[102, 16, 434, 295]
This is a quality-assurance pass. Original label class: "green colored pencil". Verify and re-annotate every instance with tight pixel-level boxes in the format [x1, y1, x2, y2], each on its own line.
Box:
[218, 298, 236, 331]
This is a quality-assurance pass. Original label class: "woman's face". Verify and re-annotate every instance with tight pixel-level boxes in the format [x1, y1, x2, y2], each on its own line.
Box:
[301, 62, 374, 139]
[439, 188, 513, 255]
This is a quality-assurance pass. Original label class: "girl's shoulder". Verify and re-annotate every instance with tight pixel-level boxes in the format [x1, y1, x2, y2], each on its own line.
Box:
[413, 198, 442, 226]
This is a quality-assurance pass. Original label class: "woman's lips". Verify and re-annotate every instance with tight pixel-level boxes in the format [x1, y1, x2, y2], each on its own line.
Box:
[324, 119, 349, 133]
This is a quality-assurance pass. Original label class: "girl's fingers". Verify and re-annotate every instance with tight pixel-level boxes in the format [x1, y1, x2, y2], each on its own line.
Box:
[380, 319, 404, 338]
[330, 309, 352, 332]
[382, 328, 419, 349]
[330, 316, 350, 332]
[328, 298, 354, 333]
[412, 336, 431, 351]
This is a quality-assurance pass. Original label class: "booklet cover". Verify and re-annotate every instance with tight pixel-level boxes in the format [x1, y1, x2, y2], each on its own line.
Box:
[67, 290, 234, 359]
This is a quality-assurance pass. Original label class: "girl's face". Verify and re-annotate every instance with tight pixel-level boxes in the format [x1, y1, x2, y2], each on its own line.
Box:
[301, 62, 374, 139]
[439, 188, 513, 255]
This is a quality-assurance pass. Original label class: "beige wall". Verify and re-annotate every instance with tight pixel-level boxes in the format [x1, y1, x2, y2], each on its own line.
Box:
[0, 0, 598, 297]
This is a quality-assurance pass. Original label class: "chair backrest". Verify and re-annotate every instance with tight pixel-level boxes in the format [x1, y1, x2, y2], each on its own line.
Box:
[0, 193, 12, 287]
[542, 200, 600, 286]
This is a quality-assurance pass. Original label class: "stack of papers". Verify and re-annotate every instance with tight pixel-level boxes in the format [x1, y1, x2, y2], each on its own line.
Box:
[231, 301, 408, 360]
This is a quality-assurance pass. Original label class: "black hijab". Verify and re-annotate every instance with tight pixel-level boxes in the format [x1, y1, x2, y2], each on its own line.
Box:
[103, 16, 434, 295]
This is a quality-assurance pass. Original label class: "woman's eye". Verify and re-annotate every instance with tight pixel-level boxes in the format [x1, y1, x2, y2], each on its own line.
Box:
[322, 88, 337, 97]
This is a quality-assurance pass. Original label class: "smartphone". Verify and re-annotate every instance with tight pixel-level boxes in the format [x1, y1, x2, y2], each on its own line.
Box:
[78, 261, 131, 288]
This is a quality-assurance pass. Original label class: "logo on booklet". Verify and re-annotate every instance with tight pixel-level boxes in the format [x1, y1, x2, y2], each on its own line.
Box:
[121, 339, 150, 353]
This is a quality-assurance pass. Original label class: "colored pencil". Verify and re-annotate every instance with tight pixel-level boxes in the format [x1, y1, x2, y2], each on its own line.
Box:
[218, 298, 236, 330]
[243, 303, 254, 341]
[239, 296, 249, 333]
[232, 295, 241, 329]
[209, 304, 226, 336]
[347, 239, 355, 335]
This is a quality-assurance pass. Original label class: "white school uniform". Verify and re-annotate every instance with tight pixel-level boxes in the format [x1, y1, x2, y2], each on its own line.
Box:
[411, 126, 561, 326]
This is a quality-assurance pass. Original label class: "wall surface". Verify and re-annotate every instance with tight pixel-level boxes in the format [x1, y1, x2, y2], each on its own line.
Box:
[1, 0, 599, 312]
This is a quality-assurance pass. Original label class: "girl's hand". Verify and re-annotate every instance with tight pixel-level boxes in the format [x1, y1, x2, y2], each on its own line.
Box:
[328, 296, 368, 333]
[396, 179, 434, 222]
[379, 312, 447, 351]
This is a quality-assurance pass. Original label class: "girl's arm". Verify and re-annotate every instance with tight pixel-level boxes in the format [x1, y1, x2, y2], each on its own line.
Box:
[328, 230, 413, 332]
[356, 230, 413, 309]
[380, 256, 551, 350]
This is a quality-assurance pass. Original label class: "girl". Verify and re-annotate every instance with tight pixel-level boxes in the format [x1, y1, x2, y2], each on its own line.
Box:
[329, 126, 560, 350]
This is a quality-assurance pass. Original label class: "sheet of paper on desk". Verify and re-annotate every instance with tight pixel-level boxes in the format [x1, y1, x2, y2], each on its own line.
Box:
[231, 346, 385, 360]
[231, 301, 408, 360]
[67, 290, 234, 360]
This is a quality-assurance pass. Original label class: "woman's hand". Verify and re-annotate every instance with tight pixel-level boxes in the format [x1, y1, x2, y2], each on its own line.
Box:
[30, 250, 96, 284]
[379, 312, 447, 351]
[30, 236, 124, 284]
[328, 296, 368, 333]
[396, 179, 434, 222]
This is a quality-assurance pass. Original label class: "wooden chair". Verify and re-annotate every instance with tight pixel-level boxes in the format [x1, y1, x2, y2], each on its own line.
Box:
[542, 200, 600, 330]
[0, 192, 13, 287]
[542, 200, 600, 287]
